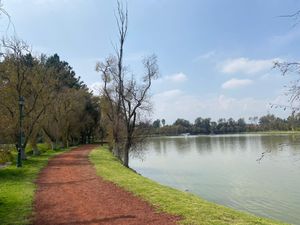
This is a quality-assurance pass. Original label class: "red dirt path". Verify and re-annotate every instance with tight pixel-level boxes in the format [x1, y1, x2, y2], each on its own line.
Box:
[33, 145, 180, 225]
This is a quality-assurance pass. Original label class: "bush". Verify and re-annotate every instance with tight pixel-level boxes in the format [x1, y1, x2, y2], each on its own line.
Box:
[0, 145, 14, 164]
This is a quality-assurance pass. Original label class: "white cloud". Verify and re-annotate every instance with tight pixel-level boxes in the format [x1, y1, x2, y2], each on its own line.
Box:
[88, 81, 103, 95]
[155, 89, 183, 97]
[153, 89, 205, 123]
[165, 72, 188, 83]
[194, 51, 216, 62]
[152, 90, 289, 123]
[214, 95, 269, 113]
[222, 78, 253, 89]
[220, 57, 279, 74]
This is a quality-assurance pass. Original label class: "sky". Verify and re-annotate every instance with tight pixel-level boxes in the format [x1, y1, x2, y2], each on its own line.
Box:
[2, 0, 300, 124]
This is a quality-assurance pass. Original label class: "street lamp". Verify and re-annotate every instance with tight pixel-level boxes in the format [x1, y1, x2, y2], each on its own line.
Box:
[17, 96, 24, 167]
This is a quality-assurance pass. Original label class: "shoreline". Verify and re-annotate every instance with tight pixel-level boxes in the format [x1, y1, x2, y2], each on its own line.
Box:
[90, 146, 287, 225]
[146, 130, 300, 138]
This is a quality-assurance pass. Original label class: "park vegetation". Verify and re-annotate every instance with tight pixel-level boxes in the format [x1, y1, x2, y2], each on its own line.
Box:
[0, 38, 101, 161]
[0, 1, 298, 224]
[1, 1, 300, 169]
[0, 1, 158, 169]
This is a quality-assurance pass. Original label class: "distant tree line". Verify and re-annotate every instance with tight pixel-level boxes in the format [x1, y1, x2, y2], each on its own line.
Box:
[149, 114, 300, 136]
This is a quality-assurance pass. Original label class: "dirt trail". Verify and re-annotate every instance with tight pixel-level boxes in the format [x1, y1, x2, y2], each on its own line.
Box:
[33, 145, 180, 225]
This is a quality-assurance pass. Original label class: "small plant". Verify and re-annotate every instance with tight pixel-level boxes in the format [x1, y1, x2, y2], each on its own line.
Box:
[0, 144, 13, 164]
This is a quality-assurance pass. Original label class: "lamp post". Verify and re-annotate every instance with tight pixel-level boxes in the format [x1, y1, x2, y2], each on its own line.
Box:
[17, 96, 24, 167]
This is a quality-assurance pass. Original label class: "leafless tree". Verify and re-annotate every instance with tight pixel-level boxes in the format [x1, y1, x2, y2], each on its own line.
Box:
[273, 55, 300, 114]
[270, 9, 300, 113]
[96, 1, 159, 167]
[120, 55, 158, 167]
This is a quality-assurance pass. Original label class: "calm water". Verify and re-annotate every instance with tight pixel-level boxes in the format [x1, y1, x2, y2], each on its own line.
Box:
[130, 134, 300, 224]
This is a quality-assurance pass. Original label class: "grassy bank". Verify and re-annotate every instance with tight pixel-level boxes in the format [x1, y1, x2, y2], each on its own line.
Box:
[90, 146, 286, 225]
[0, 147, 67, 225]
[248, 130, 300, 135]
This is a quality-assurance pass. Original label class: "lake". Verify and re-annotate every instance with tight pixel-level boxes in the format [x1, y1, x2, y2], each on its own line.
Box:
[129, 134, 300, 224]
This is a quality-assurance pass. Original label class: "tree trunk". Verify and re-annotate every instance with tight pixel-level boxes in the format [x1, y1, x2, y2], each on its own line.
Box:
[54, 139, 59, 150]
[62, 134, 68, 148]
[32, 140, 40, 156]
[31, 132, 40, 156]
[32, 145, 40, 156]
[113, 142, 122, 160]
[21, 148, 26, 160]
[123, 147, 129, 167]
[21, 141, 27, 160]
[123, 139, 131, 168]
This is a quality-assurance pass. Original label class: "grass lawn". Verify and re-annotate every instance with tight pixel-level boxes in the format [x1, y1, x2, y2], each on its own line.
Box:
[0, 147, 67, 225]
[90, 146, 287, 225]
[246, 131, 300, 135]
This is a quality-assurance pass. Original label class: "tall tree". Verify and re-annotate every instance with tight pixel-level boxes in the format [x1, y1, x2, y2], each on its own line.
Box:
[97, 1, 158, 167]
[153, 119, 161, 129]
[161, 118, 166, 127]
[0, 38, 57, 159]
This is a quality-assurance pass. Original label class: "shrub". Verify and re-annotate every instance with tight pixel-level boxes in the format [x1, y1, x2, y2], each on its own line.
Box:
[0, 145, 14, 164]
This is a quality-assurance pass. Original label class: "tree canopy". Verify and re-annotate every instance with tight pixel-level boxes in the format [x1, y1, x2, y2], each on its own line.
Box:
[0, 38, 101, 157]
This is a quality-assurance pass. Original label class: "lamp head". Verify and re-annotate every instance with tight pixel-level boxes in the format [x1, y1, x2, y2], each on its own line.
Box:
[19, 96, 24, 106]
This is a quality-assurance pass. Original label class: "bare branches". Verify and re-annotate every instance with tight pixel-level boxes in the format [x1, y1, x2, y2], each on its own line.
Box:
[96, 1, 159, 167]
[1, 37, 31, 65]
[115, 1, 128, 53]
[273, 9, 300, 113]
[279, 10, 300, 18]
[0, 1, 16, 36]
[278, 10, 300, 27]
[273, 61, 300, 76]
[273, 60, 300, 113]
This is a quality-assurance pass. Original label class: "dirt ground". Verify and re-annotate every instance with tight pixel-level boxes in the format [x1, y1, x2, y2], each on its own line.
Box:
[33, 145, 180, 225]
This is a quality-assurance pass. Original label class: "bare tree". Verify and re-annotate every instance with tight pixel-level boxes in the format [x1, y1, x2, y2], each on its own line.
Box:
[121, 55, 158, 167]
[97, 56, 124, 159]
[273, 55, 300, 114]
[96, 1, 159, 167]
[270, 9, 300, 113]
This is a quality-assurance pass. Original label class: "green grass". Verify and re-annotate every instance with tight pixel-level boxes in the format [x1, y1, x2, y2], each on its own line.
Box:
[90, 146, 287, 225]
[0, 143, 52, 164]
[0, 148, 67, 225]
[246, 130, 300, 135]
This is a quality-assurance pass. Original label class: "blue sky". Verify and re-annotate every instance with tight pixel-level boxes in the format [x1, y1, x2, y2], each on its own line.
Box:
[2, 0, 300, 123]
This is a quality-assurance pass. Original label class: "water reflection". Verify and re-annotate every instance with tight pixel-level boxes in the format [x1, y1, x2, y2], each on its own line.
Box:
[130, 134, 300, 225]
